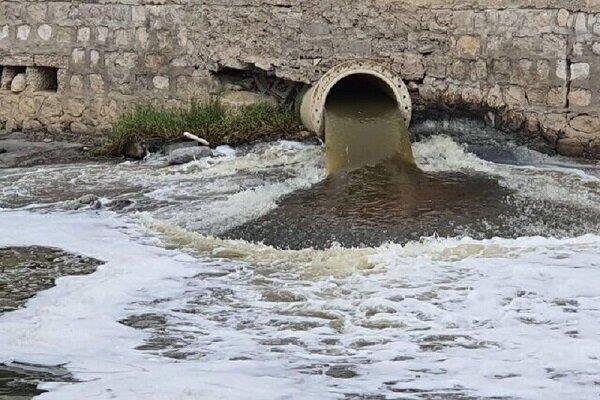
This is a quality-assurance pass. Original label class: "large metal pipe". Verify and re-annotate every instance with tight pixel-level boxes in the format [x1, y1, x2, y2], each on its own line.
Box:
[298, 60, 413, 136]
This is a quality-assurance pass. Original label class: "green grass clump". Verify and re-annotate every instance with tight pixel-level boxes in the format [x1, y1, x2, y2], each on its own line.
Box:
[98, 100, 301, 156]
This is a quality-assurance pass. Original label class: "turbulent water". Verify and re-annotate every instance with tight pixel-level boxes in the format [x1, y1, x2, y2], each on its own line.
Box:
[227, 82, 600, 249]
[1, 122, 600, 399]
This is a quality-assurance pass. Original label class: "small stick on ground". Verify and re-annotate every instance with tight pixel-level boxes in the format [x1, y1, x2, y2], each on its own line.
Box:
[183, 132, 210, 146]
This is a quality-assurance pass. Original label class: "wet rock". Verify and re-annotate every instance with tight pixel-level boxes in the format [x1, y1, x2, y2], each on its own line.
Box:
[164, 141, 198, 156]
[556, 137, 585, 157]
[10, 73, 26, 93]
[64, 194, 99, 210]
[106, 199, 134, 210]
[0, 362, 75, 399]
[590, 139, 600, 158]
[0, 149, 6, 155]
[120, 313, 167, 330]
[325, 365, 358, 379]
[0, 247, 101, 314]
[124, 141, 146, 159]
[169, 146, 212, 165]
[0, 136, 87, 168]
[261, 289, 307, 302]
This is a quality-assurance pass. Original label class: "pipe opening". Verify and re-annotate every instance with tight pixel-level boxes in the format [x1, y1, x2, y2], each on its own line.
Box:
[323, 73, 415, 174]
[326, 73, 396, 106]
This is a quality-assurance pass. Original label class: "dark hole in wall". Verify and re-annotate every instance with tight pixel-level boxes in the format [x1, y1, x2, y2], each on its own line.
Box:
[0, 66, 26, 90]
[0, 66, 59, 92]
[32, 66, 58, 92]
[212, 65, 301, 105]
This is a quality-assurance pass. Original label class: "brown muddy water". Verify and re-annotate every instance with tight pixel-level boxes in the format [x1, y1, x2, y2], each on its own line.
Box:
[324, 74, 415, 174]
[225, 76, 600, 249]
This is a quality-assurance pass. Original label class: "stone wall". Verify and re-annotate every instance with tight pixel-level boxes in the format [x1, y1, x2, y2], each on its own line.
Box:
[1, 0, 599, 157]
[0, 0, 214, 136]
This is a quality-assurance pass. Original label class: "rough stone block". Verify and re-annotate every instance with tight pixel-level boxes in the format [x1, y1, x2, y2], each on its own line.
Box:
[303, 23, 330, 36]
[77, 27, 91, 42]
[220, 90, 277, 110]
[90, 50, 100, 66]
[71, 49, 85, 64]
[557, 137, 585, 157]
[547, 87, 567, 108]
[64, 99, 85, 117]
[22, 119, 42, 132]
[27, 3, 46, 22]
[10, 73, 26, 93]
[89, 74, 104, 92]
[571, 63, 590, 81]
[557, 9, 570, 27]
[456, 35, 481, 58]
[568, 89, 592, 107]
[152, 76, 169, 90]
[18, 97, 35, 117]
[97, 27, 108, 43]
[37, 24, 52, 41]
[0, 26, 9, 41]
[569, 115, 600, 133]
[70, 75, 84, 93]
[16, 25, 30, 41]
[503, 86, 527, 108]
[575, 13, 588, 34]
[70, 121, 90, 135]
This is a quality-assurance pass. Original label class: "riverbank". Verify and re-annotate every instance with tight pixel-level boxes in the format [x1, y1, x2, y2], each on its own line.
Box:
[0, 131, 99, 168]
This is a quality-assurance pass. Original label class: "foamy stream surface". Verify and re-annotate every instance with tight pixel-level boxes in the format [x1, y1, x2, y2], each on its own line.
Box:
[1, 132, 600, 399]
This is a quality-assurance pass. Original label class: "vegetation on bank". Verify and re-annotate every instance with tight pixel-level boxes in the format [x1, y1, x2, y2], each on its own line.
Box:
[97, 100, 302, 156]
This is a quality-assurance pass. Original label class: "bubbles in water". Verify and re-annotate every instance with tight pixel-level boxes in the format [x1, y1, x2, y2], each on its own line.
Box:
[2, 127, 600, 399]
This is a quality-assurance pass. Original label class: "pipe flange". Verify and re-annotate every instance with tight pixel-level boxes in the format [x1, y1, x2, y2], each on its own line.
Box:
[299, 60, 412, 135]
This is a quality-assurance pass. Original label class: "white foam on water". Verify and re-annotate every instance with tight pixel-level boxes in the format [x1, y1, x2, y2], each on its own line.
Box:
[2, 138, 600, 399]
[0, 211, 326, 399]
[413, 135, 600, 210]
[0, 141, 326, 233]
[2, 211, 600, 399]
